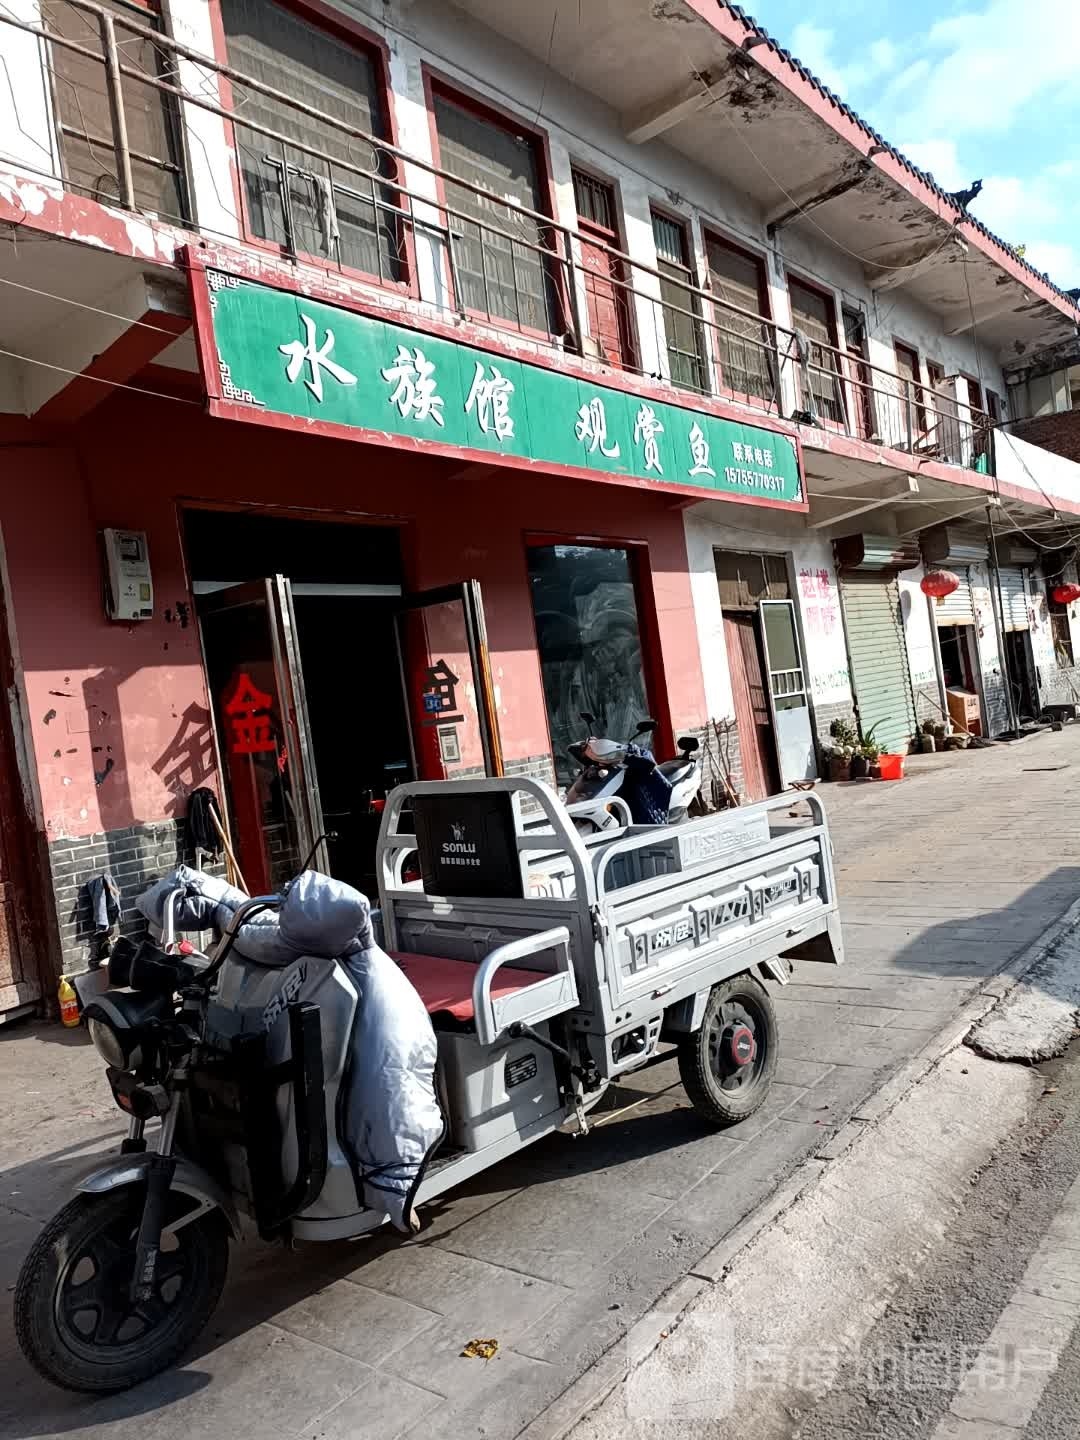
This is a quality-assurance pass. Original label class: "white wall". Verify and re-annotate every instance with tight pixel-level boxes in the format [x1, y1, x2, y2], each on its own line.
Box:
[683, 501, 854, 729]
[997, 430, 1080, 509]
[899, 565, 941, 727]
[0, 0, 1022, 416]
[317, 0, 1002, 407]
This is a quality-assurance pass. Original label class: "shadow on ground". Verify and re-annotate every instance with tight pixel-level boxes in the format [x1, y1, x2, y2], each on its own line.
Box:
[2, 861, 1080, 1436]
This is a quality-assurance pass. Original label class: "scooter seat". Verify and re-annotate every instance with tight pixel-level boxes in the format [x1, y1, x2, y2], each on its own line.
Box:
[392, 951, 543, 1024]
[656, 758, 696, 783]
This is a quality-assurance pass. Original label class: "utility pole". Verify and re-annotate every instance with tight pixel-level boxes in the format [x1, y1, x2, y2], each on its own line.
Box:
[987, 502, 1019, 736]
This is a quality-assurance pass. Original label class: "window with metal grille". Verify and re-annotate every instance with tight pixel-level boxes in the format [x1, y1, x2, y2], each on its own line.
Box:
[651, 211, 707, 392]
[433, 90, 559, 336]
[713, 550, 790, 611]
[788, 276, 844, 424]
[46, 0, 187, 219]
[571, 167, 634, 369]
[705, 233, 773, 406]
[572, 170, 615, 232]
[220, 0, 402, 280]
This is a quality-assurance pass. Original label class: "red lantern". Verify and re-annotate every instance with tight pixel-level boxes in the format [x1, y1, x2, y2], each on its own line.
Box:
[1052, 583, 1080, 605]
[920, 569, 960, 600]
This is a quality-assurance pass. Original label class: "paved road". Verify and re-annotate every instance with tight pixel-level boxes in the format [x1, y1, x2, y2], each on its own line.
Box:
[794, 1038, 1080, 1440]
[2, 730, 1080, 1440]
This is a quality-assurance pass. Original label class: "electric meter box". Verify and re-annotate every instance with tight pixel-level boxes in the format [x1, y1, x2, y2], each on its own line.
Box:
[102, 528, 153, 622]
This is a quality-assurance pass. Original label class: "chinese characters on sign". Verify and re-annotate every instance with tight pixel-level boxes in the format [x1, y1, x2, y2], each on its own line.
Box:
[688, 421, 715, 478]
[381, 344, 445, 426]
[798, 568, 840, 637]
[212, 274, 804, 505]
[726, 438, 788, 495]
[465, 361, 515, 441]
[223, 673, 275, 756]
[633, 403, 664, 474]
[421, 659, 462, 726]
[576, 397, 620, 457]
[279, 313, 357, 403]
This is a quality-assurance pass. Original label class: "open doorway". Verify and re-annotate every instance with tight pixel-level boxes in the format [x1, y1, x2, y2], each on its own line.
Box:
[1003, 628, 1039, 724]
[186, 510, 412, 897]
[937, 622, 983, 735]
[713, 549, 817, 800]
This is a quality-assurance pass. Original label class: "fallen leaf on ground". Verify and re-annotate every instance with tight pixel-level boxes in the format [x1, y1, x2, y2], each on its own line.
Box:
[461, 1338, 499, 1360]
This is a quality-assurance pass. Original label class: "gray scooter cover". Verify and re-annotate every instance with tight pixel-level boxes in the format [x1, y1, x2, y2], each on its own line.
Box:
[138, 868, 443, 1230]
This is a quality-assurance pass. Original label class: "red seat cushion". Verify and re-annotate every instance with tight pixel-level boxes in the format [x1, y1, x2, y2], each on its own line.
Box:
[392, 951, 543, 1022]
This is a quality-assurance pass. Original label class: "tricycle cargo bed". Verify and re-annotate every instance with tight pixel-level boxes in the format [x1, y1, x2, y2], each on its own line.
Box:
[378, 778, 841, 1077]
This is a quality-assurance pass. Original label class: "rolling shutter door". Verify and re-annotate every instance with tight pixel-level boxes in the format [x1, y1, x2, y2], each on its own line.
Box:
[995, 567, 1028, 631]
[839, 572, 917, 754]
[933, 565, 975, 624]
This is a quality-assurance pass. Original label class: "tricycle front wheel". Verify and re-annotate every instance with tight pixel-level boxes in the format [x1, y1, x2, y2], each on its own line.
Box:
[15, 1188, 229, 1393]
[678, 974, 778, 1127]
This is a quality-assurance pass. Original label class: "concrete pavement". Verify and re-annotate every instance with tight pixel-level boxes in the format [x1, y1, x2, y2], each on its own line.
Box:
[3, 728, 1080, 1440]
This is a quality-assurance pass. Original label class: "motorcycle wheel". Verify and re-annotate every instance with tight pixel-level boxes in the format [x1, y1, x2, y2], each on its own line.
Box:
[15, 1188, 229, 1393]
[678, 975, 777, 1127]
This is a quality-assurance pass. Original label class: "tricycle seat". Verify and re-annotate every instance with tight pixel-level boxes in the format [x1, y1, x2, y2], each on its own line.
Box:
[392, 951, 543, 1025]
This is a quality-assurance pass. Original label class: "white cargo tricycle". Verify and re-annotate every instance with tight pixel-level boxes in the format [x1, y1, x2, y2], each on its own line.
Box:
[15, 776, 842, 1392]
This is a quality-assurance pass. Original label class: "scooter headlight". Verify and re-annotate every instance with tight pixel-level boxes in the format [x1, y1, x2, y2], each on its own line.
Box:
[86, 1016, 132, 1069]
[83, 992, 172, 1072]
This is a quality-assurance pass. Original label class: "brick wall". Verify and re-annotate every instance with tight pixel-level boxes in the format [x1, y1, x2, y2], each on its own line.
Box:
[695, 720, 745, 809]
[1036, 663, 1080, 710]
[812, 698, 859, 753]
[50, 819, 194, 972]
[910, 682, 940, 733]
[1010, 412, 1080, 464]
[505, 752, 557, 787]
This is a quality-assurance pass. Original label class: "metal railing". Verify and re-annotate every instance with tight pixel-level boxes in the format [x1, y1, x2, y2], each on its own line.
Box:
[1, 0, 995, 477]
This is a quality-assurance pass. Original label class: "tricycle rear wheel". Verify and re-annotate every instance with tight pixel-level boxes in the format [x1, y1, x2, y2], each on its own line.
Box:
[678, 974, 777, 1127]
[15, 1188, 229, 1393]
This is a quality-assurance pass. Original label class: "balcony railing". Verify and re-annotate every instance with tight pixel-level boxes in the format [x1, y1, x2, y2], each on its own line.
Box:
[1, 0, 995, 478]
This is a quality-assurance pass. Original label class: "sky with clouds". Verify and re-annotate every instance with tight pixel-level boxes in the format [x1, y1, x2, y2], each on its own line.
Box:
[743, 0, 1080, 288]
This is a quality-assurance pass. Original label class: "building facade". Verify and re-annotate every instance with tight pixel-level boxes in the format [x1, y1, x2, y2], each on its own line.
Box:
[2, 0, 1080, 1013]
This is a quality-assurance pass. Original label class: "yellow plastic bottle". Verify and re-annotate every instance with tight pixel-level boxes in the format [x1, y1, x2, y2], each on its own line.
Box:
[57, 976, 80, 1028]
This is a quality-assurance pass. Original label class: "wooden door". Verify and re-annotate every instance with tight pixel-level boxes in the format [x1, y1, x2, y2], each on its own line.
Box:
[572, 169, 634, 368]
[724, 612, 775, 802]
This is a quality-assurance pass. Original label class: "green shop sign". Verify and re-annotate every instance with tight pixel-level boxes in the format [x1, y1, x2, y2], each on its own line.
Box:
[203, 270, 804, 507]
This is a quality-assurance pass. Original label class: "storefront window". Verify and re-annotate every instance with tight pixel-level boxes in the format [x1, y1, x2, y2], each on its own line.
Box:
[528, 545, 650, 784]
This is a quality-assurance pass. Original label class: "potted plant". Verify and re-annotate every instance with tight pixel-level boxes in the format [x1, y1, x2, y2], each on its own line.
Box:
[825, 745, 853, 782]
[826, 718, 857, 781]
[851, 720, 885, 780]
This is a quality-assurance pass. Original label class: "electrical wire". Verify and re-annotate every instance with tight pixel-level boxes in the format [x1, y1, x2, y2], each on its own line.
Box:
[0, 271, 188, 336]
[532, 8, 559, 124]
[0, 346, 201, 404]
[5, 0, 1077, 560]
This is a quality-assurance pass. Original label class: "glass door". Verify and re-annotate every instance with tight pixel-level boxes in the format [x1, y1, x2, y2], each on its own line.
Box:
[759, 599, 818, 786]
[395, 580, 503, 780]
[199, 575, 328, 895]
